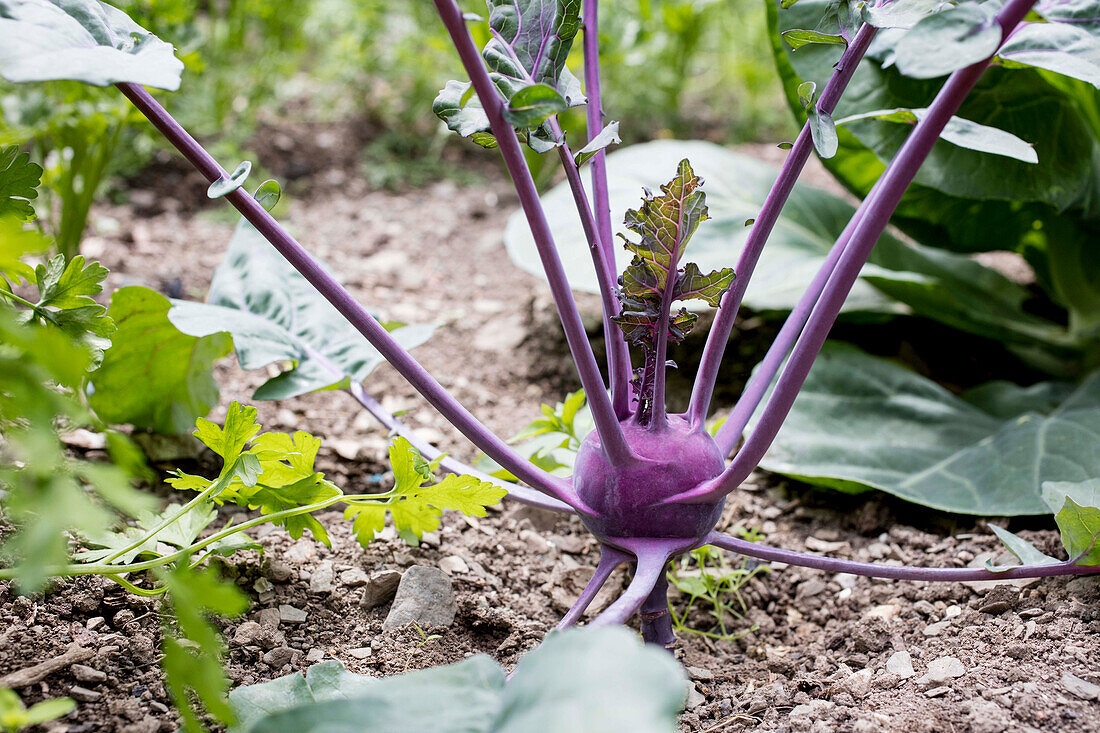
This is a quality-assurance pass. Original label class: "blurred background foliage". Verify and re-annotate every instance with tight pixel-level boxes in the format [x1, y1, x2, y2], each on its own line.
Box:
[0, 0, 789, 251]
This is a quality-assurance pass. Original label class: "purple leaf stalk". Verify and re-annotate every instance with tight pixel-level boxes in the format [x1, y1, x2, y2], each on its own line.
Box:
[115, 0, 1098, 647]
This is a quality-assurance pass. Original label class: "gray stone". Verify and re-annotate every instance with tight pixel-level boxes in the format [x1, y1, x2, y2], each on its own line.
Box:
[686, 666, 715, 681]
[685, 684, 706, 710]
[69, 685, 102, 702]
[360, 569, 403, 610]
[340, 568, 369, 587]
[439, 556, 470, 575]
[233, 621, 264, 646]
[917, 656, 966, 687]
[71, 664, 107, 684]
[262, 647, 297, 668]
[258, 608, 281, 629]
[348, 647, 373, 660]
[1062, 673, 1100, 701]
[886, 651, 915, 679]
[837, 669, 873, 700]
[383, 566, 456, 631]
[310, 561, 336, 594]
[305, 648, 325, 663]
[278, 604, 308, 625]
[923, 620, 951, 637]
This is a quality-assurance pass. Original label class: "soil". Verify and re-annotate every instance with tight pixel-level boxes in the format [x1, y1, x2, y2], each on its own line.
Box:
[2, 141, 1099, 733]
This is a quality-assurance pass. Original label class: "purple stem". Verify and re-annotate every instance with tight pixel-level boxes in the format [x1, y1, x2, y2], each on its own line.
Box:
[114, 82, 585, 512]
[433, 0, 634, 466]
[582, 0, 632, 420]
[687, 22, 879, 426]
[343, 383, 573, 513]
[588, 537, 697, 627]
[670, 0, 1039, 503]
[638, 572, 675, 648]
[712, 203, 870, 455]
[556, 545, 631, 629]
[547, 117, 631, 417]
[706, 531, 1100, 582]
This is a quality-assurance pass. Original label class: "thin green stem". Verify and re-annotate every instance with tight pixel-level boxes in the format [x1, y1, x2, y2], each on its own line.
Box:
[100, 477, 226, 565]
[0, 491, 393, 581]
[105, 573, 168, 597]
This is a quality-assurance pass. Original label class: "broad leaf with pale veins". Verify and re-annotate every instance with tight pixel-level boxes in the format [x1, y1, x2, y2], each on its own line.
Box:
[749, 344, 1100, 515]
[0, 0, 183, 89]
[169, 221, 433, 401]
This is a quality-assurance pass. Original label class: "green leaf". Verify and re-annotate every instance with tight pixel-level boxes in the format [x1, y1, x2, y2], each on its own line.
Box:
[781, 28, 846, 49]
[894, 3, 1003, 79]
[193, 402, 261, 465]
[253, 180, 282, 212]
[574, 121, 621, 165]
[22, 696, 77, 726]
[229, 628, 685, 733]
[475, 390, 593, 480]
[503, 83, 567, 128]
[0, 0, 183, 90]
[835, 107, 1039, 162]
[999, 22, 1100, 88]
[436, 0, 584, 150]
[863, 0, 946, 29]
[89, 287, 231, 434]
[432, 80, 498, 149]
[673, 262, 735, 307]
[160, 564, 248, 733]
[482, 0, 582, 102]
[9, 253, 115, 366]
[1042, 479, 1100, 564]
[0, 688, 75, 730]
[751, 344, 1100, 515]
[798, 80, 838, 158]
[208, 161, 252, 200]
[76, 501, 219, 564]
[229, 661, 377, 732]
[34, 253, 108, 309]
[169, 221, 433, 402]
[770, 0, 1100, 259]
[496, 627, 686, 732]
[986, 524, 1059, 569]
[0, 146, 41, 221]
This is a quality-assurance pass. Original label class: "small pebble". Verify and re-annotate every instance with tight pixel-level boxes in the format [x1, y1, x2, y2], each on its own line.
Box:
[339, 568, 369, 587]
[925, 686, 950, 698]
[439, 556, 470, 575]
[71, 664, 108, 684]
[150, 702, 169, 714]
[305, 648, 325, 663]
[347, 647, 373, 660]
[86, 616, 106, 631]
[1062, 673, 1100, 701]
[69, 686, 102, 702]
[886, 651, 915, 679]
[279, 605, 308, 625]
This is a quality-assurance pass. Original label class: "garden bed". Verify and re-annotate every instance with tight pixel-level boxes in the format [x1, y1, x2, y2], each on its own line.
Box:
[2, 164, 1098, 733]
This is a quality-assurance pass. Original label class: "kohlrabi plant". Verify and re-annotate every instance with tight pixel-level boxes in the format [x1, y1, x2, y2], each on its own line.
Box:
[3, 0, 1100, 660]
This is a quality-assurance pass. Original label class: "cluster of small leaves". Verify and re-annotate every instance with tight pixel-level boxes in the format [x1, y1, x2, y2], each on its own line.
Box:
[345, 437, 506, 547]
[0, 688, 75, 732]
[667, 539, 769, 642]
[433, 0, 617, 158]
[476, 389, 593, 479]
[166, 403, 343, 546]
[613, 159, 733, 422]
